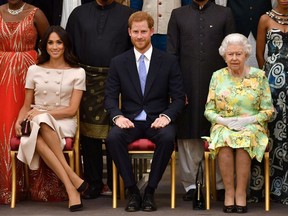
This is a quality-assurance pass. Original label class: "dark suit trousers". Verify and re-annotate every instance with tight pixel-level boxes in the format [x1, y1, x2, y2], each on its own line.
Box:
[106, 121, 175, 189]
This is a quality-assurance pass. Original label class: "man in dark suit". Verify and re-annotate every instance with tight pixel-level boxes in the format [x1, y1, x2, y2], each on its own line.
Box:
[105, 11, 185, 212]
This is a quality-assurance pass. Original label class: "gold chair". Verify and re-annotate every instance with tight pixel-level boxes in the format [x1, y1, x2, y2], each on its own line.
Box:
[10, 112, 80, 208]
[112, 138, 176, 209]
[203, 140, 270, 211]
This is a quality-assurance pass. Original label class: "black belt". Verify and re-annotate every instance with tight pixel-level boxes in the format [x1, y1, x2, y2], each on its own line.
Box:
[79, 63, 109, 74]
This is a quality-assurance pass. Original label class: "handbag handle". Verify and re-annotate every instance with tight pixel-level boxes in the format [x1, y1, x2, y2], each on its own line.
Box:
[195, 161, 203, 185]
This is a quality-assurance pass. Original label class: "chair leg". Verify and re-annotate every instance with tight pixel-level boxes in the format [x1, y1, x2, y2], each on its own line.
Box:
[171, 150, 176, 209]
[112, 161, 118, 208]
[264, 152, 270, 211]
[211, 157, 217, 201]
[10, 151, 17, 208]
[68, 152, 74, 171]
[204, 151, 210, 210]
[74, 147, 80, 176]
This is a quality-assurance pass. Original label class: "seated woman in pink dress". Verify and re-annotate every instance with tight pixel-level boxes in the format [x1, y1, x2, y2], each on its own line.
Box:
[15, 26, 88, 212]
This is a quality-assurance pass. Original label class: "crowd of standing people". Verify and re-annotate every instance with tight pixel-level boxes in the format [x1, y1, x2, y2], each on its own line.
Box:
[0, 0, 287, 213]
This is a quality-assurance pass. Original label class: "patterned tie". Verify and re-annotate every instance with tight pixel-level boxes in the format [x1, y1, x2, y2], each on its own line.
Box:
[139, 54, 147, 94]
[135, 54, 147, 121]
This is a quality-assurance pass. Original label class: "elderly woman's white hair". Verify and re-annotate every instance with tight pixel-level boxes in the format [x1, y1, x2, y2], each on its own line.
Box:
[219, 33, 252, 58]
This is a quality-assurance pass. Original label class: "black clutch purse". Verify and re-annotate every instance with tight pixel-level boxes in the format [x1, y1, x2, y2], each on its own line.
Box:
[21, 119, 31, 136]
[193, 162, 205, 210]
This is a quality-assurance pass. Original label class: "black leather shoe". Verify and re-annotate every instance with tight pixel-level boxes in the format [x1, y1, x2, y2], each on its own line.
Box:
[125, 193, 142, 212]
[236, 205, 248, 213]
[81, 184, 101, 199]
[182, 189, 195, 201]
[141, 194, 157, 212]
[223, 205, 236, 213]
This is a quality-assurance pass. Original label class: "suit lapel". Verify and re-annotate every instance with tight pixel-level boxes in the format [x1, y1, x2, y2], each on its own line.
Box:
[144, 49, 161, 97]
[126, 50, 143, 98]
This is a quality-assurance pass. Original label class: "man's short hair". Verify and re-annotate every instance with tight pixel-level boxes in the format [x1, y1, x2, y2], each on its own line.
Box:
[128, 11, 154, 29]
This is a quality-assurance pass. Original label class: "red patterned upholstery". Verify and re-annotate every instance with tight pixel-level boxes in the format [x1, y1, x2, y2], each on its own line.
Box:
[204, 140, 209, 151]
[10, 137, 74, 151]
[128, 139, 156, 151]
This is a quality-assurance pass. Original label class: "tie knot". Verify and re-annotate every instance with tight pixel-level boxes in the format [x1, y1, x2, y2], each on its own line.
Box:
[140, 54, 145, 61]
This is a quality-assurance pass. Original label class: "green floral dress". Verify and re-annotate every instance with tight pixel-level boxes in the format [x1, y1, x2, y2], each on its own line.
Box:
[203, 67, 274, 162]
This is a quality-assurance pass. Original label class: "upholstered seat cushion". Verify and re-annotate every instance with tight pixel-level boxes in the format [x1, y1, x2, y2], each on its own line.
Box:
[128, 139, 156, 151]
[10, 137, 74, 151]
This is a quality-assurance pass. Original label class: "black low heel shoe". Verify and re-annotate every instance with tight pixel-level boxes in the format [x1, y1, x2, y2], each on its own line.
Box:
[223, 205, 236, 213]
[236, 205, 248, 213]
[69, 200, 83, 212]
[77, 181, 89, 193]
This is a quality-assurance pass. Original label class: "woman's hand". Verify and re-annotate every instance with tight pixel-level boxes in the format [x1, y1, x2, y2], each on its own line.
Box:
[228, 116, 257, 130]
[26, 109, 44, 121]
[15, 120, 23, 137]
[216, 116, 237, 127]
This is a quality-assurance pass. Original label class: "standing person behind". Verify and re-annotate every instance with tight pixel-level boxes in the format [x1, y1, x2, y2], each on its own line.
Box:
[15, 26, 87, 212]
[28, 0, 90, 27]
[66, 0, 134, 199]
[167, 0, 235, 202]
[129, 0, 190, 51]
[105, 11, 185, 212]
[226, 0, 272, 68]
[0, 0, 49, 204]
[204, 33, 274, 213]
[256, 0, 288, 205]
[0, 0, 6, 5]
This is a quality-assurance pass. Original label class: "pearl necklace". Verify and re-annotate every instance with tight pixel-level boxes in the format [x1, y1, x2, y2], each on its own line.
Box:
[7, 3, 26, 16]
[272, 9, 288, 17]
[267, 10, 288, 25]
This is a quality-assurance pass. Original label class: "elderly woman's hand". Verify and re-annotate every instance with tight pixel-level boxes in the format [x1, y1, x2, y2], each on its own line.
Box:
[228, 116, 257, 131]
[216, 116, 237, 127]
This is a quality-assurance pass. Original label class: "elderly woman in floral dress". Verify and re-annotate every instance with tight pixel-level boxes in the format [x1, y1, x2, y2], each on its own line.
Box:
[204, 33, 274, 213]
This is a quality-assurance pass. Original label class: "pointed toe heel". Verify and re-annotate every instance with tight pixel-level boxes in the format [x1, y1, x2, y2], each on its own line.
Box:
[69, 200, 83, 212]
[77, 181, 89, 193]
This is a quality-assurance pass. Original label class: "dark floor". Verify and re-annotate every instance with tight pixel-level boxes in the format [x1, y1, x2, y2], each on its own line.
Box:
[1, 159, 288, 216]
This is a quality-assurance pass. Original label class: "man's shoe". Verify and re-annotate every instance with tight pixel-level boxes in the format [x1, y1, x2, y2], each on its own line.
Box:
[81, 185, 101, 199]
[182, 189, 195, 201]
[141, 194, 157, 211]
[125, 193, 142, 212]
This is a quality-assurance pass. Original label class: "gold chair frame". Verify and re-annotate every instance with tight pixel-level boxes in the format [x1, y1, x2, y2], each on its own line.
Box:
[204, 150, 270, 211]
[112, 148, 176, 209]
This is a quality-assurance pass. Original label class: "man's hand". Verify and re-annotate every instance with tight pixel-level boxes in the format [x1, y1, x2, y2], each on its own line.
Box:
[151, 116, 170, 129]
[115, 116, 135, 129]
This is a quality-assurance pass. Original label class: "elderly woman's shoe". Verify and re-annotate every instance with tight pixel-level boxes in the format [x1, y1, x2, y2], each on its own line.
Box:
[236, 205, 247, 213]
[223, 205, 236, 213]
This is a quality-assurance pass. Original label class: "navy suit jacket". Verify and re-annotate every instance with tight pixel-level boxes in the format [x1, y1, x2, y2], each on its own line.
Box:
[105, 48, 185, 124]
